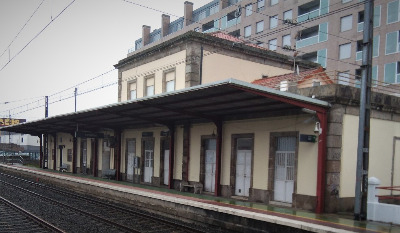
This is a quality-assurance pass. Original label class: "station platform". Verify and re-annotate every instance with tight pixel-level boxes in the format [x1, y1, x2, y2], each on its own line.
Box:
[0, 163, 398, 233]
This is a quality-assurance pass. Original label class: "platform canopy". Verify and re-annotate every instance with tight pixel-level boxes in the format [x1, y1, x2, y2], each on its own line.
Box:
[2, 79, 330, 136]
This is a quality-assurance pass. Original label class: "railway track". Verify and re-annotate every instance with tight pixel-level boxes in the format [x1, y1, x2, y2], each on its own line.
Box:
[0, 196, 64, 233]
[0, 172, 219, 233]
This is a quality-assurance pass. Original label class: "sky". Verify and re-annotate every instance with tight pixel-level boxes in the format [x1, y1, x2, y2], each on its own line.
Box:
[0, 0, 211, 122]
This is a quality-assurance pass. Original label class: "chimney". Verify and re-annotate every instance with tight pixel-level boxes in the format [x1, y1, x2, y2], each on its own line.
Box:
[142, 25, 151, 47]
[219, 0, 228, 11]
[161, 14, 171, 37]
[184, 1, 193, 26]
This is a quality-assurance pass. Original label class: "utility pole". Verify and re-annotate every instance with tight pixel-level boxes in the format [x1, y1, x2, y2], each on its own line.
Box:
[354, 0, 374, 221]
[44, 96, 49, 169]
[74, 88, 77, 112]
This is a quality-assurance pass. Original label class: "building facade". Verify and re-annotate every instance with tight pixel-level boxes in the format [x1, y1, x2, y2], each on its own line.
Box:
[128, 0, 400, 91]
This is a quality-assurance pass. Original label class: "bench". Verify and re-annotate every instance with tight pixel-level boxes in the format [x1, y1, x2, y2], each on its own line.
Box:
[179, 181, 203, 194]
[59, 163, 68, 172]
[102, 169, 116, 180]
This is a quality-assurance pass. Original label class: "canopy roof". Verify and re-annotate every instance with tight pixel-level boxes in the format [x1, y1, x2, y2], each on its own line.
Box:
[1, 79, 330, 136]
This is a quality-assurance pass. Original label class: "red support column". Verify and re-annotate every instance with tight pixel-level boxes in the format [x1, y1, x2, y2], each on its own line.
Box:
[316, 111, 328, 214]
[114, 130, 122, 181]
[168, 126, 175, 189]
[93, 139, 98, 177]
[214, 120, 222, 196]
[39, 135, 43, 169]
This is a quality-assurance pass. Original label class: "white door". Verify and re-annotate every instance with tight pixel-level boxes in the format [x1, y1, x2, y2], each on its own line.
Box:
[205, 150, 216, 192]
[102, 140, 110, 172]
[163, 149, 169, 185]
[235, 150, 252, 196]
[126, 140, 135, 182]
[274, 136, 296, 203]
[144, 150, 153, 183]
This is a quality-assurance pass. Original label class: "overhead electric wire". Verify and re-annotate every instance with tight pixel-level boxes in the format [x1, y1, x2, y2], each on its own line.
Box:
[0, 0, 45, 60]
[0, 0, 76, 72]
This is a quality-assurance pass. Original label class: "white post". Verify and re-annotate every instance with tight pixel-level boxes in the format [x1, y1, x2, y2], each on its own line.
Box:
[368, 177, 381, 203]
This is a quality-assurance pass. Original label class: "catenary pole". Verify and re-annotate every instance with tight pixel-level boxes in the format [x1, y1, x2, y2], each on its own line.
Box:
[354, 0, 374, 220]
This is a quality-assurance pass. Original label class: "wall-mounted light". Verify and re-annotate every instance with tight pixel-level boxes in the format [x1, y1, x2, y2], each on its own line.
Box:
[314, 122, 322, 135]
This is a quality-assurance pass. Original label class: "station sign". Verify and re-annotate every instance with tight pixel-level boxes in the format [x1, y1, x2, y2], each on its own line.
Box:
[299, 134, 317, 143]
[75, 131, 104, 138]
[0, 118, 26, 127]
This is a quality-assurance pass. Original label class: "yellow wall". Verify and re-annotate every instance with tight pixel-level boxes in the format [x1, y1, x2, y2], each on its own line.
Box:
[174, 126, 183, 180]
[120, 50, 187, 101]
[187, 115, 318, 195]
[341, 115, 400, 197]
[202, 51, 292, 84]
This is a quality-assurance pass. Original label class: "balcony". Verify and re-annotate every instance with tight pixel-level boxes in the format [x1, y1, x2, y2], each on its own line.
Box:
[168, 17, 184, 35]
[296, 35, 319, 48]
[221, 11, 241, 29]
[295, 23, 328, 49]
[149, 29, 161, 43]
[192, 0, 219, 23]
[298, 9, 320, 23]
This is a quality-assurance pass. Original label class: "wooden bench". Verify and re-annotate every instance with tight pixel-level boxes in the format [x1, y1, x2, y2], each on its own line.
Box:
[102, 169, 116, 180]
[179, 181, 203, 194]
[59, 163, 68, 172]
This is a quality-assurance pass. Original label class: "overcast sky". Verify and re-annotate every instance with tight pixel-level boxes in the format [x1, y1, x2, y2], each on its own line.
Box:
[0, 0, 210, 121]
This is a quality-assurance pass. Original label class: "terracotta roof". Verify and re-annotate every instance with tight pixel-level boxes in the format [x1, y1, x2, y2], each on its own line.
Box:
[252, 67, 333, 89]
[208, 31, 268, 50]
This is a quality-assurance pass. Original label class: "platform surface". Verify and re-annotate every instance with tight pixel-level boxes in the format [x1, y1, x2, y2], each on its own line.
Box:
[1, 164, 399, 233]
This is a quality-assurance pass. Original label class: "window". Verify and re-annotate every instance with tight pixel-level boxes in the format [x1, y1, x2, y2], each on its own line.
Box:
[244, 25, 252, 37]
[283, 10, 293, 20]
[387, 0, 400, 24]
[374, 5, 381, 28]
[202, 20, 214, 32]
[337, 72, 350, 85]
[342, 0, 352, 3]
[271, 0, 278, 6]
[128, 81, 137, 100]
[145, 76, 155, 96]
[256, 41, 264, 47]
[269, 15, 278, 29]
[245, 4, 253, 16]
[164, 70, 175, 92]
[67, 149, 72, 162]
[384, 61, 400, 83]
[282, 34, 291, 47]
[340, 15, 352, 32]
[256, 21, 264, 33]
[357, 11, 364, 32]
[257, 0, 265, 11]
[355, 66, 378, 87]
[385, 31, 400, 54]
[269, 38, 277, 51]
[339, 43, 351, 59]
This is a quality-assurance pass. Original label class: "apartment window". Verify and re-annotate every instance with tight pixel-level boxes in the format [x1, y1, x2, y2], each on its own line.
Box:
[374, 5, 381, 28]
[67, 149, 72, 162]
[282, 34, 291, 47]
[256, 42, 264, 47]
[271, 0, 278, 6]
[357, 11, 364, 32]
[256, 21, 264, 33]
[269, 15, 278, 29]
[387, 0, 400, 24]
[283, 10, 293, 20]
[202, 20, 214, 32]
[340, 15, 352, 32]
[128, 81, 137, 100]
[355, 66, 378, 87]
[342, 0, 352, 3]
[245, 4, 253, 16]
[145, 76, 155, 96]
[337, 72, 350, 85]
[164, 70, 175, 92]
[384, 61, 400, 83]
[244, 25, 252, 37]
[268, 38, 277, 51]
[386, 31, 400, 54]
[257, 0, 265, 11]
[339, 43, 351, 59]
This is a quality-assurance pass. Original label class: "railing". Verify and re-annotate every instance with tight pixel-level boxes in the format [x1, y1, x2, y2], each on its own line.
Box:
[356, 51, 362, 61]
[357, 22, 364, 32]
[297, 9, 320, 23]
[227, 17, 240, 28]
[128, 38, 143, 53]
[149, 29, 161, 43]
[168, 17, 184, 35]
[192, 0, 219, 23]
[296, 35, 318, 49]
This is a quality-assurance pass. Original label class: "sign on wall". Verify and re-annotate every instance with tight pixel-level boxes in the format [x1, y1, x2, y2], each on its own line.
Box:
[0, 118, 26, 127]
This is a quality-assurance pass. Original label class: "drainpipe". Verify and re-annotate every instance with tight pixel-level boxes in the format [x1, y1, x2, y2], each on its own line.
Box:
[199, 45, 203, 85]
[316, 111, 327, 214]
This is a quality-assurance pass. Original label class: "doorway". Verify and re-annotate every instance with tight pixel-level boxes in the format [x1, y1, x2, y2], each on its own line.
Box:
[142, 138, 154, 184]
[126, 139, 136, 182]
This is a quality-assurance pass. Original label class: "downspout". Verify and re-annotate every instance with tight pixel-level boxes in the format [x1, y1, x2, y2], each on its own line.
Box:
[199, 45, 203, 85]
[316, 111, 327, 214]
[72, 136, 77, 174]
[114, 130, 122, 181]
[168, 126, 175, 189]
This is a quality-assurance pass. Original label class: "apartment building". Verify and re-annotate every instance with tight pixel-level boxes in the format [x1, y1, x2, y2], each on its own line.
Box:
[128, 0, 400, 90]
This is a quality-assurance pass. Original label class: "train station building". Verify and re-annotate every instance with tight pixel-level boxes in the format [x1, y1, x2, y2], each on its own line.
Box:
[2, 31, 400, 215]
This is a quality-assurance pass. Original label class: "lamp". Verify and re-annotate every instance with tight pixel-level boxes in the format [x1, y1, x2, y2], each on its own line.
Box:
[314, 122, 322, 135]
